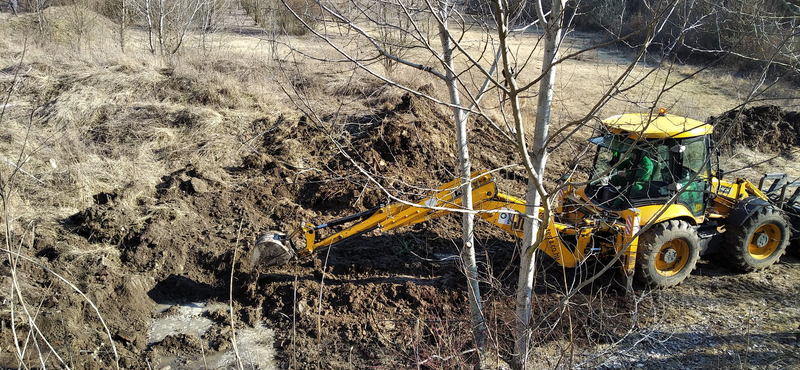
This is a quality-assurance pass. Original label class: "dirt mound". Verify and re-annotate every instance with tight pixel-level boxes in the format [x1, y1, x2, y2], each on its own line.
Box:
[10, 87, 525, 369]
[8, 20, 799, 368]
[709, 105, 800, 153]
[243, 91, 522, 214]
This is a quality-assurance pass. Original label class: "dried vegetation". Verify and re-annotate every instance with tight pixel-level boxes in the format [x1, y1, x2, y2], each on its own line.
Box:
[0, 4, 799, 370]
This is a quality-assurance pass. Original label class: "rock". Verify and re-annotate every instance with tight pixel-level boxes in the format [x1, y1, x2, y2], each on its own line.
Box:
[188, 177, 209, 193]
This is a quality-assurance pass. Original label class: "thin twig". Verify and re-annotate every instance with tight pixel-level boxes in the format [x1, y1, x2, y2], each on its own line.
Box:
[316, 245, 333, 347]
[2, 157, 45, 185]
[292, 275, 298, 369]
[200, 338, 208, 370]
[229, 218, 245, 370]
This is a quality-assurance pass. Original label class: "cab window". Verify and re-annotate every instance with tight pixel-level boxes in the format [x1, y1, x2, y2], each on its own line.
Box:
[676, 138, 710, 216]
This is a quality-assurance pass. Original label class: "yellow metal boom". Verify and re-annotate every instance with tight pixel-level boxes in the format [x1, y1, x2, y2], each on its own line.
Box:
[287, 173, 641, 274]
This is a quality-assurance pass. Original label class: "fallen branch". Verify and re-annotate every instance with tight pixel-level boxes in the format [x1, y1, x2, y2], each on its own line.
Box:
[2, 157, 44, 185]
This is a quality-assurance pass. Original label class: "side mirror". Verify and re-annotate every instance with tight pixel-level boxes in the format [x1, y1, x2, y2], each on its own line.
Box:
[717, 169, 725, 180]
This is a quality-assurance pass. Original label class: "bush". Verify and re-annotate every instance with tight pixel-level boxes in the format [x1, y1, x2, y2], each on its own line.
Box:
[569, 0, 799, 81]
[241, 0, 317, 36]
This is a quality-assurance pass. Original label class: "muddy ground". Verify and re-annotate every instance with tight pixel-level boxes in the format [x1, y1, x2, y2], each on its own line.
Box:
[1, 7, 800, 370]
[4, 87, 800, 369]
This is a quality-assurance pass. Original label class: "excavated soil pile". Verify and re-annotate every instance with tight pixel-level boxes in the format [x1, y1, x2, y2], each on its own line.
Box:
[240, 90, 527, 213]
[42, 81, 639, 368]
[709, 105, 800, 153]
[5, 12, 798, 367]
[27, 84, 552, 369]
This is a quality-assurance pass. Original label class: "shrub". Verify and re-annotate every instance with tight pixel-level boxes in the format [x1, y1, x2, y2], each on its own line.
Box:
[241, 0, 317, 36]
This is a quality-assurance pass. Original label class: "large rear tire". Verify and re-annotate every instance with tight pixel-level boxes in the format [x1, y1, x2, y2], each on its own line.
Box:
[636, 220, 700, 288]
[726, 207, 790, 271]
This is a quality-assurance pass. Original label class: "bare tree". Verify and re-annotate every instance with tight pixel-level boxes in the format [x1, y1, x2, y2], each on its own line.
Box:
[131, 0, 208, 56]
[278, 0, 503, 362]
[277, 0, 800, 367]
[496, 0, 565, 366]
[495, 1, 703, 365]
[197, 0, 228, 52]
[121, 0, 126, 50]
[8, 0, 18, 15]
[66, 0, 100, 51]
[32, 0, 48, 34]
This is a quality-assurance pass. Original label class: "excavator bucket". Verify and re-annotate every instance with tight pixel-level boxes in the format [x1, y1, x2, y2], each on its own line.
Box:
[759, 174, 800, 251]
[759, 174, 800, 230]
[250, 231, 294, 268]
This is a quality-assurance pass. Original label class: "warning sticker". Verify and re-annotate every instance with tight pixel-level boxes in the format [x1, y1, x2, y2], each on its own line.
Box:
[498, 208, 514, 226]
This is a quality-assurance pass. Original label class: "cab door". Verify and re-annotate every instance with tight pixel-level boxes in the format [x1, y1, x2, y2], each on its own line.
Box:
[674, 137, 711, 216]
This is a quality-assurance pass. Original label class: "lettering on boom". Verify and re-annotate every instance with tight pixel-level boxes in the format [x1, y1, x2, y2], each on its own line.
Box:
[512, 214, 524, 231]
[549, 241, 560, 260]
[545, 229, 560, 260]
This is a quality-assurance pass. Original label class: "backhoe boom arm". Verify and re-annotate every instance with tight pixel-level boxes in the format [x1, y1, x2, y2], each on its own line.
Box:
[287, 173, 598, 270]
[296, 173, 502, 256]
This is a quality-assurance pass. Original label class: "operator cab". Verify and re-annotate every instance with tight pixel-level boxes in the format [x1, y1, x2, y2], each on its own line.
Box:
[585, 109, 714, 217]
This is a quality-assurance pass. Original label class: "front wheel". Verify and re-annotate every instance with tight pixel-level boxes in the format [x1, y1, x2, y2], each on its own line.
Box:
[636, 220, 701, 288]
[726, 207, 790, 271]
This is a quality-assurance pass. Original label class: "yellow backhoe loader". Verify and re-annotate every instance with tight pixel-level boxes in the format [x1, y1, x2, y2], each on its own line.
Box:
[253, 110, 798, 288]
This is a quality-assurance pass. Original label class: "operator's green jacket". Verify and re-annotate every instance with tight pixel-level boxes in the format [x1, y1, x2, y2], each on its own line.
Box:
[610, 153, 654, 195]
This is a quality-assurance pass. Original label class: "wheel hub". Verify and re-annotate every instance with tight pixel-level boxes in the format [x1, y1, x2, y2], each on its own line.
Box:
[754, 232, 770, 248]
[662, 248, 678, 264]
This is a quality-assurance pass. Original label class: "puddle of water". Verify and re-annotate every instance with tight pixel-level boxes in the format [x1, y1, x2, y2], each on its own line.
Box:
[213, 324, 277, 369]
[148, 302, 220, 345]
[148, 301, 277, 370]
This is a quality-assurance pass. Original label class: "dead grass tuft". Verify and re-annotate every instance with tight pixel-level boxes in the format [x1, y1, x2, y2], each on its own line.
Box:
[0, 24, 301, 239]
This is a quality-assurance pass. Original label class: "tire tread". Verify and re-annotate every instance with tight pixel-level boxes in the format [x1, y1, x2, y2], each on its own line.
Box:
[636, 219, 700, 288]
[726, 207, 791, 272]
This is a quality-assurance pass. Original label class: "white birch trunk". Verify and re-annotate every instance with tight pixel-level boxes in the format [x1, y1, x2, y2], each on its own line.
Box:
[170, 0, 203, 55]
[513, 0, 563, 368]
[437, 0, 485, 360]
[145, 0, 156, 54]
[158, 0, 166, 55]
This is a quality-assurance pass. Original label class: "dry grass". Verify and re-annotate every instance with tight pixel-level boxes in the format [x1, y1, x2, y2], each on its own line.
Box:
[0, 10, 300, 229]
[2, 4, 799, 368]
[721, 147, 800, 181]
[4, 4, 796, 236]
[271, 22, 800, 137]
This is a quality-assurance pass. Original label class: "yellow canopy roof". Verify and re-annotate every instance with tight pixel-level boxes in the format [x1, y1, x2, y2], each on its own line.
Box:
[602, 113, 713, 139]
